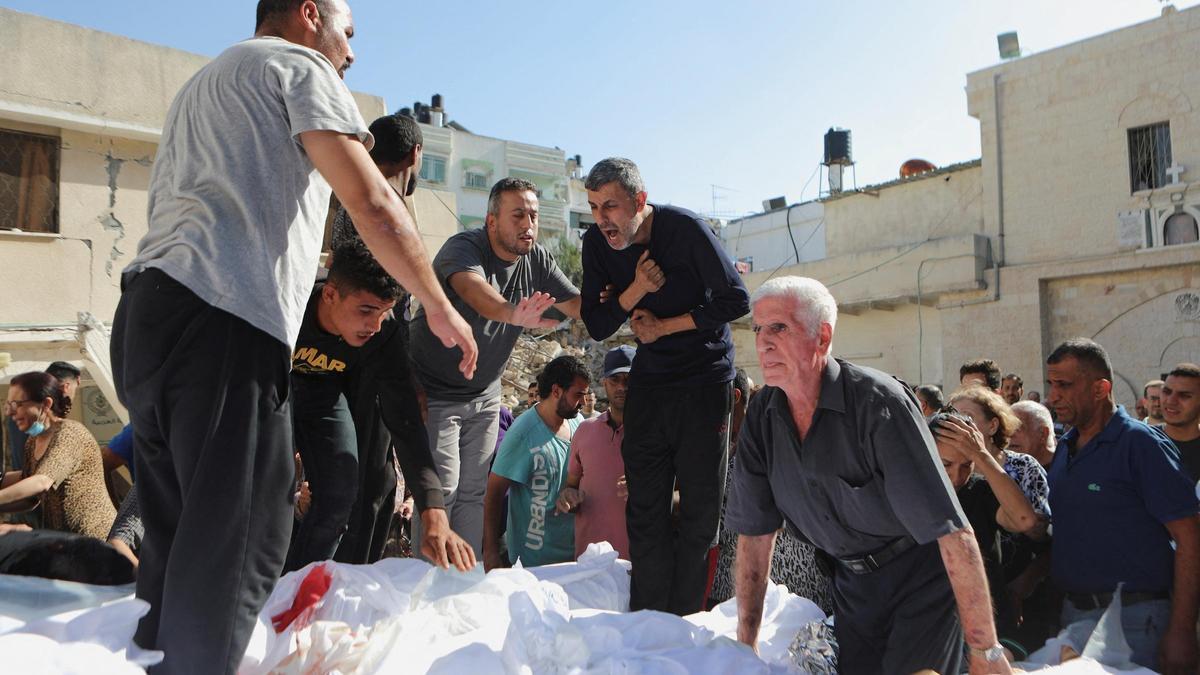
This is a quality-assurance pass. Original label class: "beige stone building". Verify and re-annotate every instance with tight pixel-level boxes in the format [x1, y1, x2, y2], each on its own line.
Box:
[0, 8, 459, 443]
[736, 6, 1200, 408]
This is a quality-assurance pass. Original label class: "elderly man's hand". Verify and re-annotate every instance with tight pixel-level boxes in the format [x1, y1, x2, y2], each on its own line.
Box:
[967, 650, 1014, 674]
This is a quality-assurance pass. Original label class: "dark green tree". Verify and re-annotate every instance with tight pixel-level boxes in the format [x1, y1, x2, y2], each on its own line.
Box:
[545, 232, 583, 289]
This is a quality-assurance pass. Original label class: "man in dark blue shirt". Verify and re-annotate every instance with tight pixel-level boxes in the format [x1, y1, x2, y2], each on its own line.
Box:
[1045, 338, 1199, 673]
[580, 157, 750, 615]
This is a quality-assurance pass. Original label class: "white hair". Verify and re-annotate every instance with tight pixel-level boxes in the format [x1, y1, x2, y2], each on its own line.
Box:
[1011, 400, 1053, 436]
[750, 276, 838, 338]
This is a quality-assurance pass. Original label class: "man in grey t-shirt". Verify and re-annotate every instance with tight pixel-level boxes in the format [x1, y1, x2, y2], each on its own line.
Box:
[409, 176, 581, 556]
[110, 2, 476, 671]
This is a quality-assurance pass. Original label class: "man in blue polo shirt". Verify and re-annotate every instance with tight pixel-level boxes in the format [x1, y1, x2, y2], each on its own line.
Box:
[1045, 338, 1199, 673]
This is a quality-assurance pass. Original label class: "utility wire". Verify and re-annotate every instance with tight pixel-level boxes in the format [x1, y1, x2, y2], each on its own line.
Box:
[430, 190, 472, 230]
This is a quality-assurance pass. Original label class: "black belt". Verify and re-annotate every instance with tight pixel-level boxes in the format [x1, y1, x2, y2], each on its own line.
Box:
[1065, 590, 1169, 611]
[836, 537, 917, 575]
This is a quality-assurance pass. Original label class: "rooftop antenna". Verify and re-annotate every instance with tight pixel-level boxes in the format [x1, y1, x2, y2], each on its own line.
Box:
[709, 184, 738, 219]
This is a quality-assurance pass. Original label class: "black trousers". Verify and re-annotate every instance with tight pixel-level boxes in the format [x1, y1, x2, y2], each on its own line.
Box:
[333, 370, 398, 564]
[622, 380, 730, 615]
[112, 269, 294, 675]
[833, 541, 964, 675]
[284, 377, 358, 572]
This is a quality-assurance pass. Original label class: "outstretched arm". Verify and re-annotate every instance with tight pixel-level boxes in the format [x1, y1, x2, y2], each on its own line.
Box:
[0, 474, 51, 507]
[1159, 515, 1199, 675]
[448, 272, 561, 330]
[734, 532, 776, 652]
[938, 528, 1012, 674]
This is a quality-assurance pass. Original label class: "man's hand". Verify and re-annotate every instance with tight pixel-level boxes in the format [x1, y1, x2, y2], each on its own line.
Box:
[1158, 625, 1199, 675]
[415, 385, 428, 424]
[616, 475, 628, 501]
[294, 481, 312, 519]
[397, 495, 415, 520]
[940, 529, 1008, 674]
[632, 250, 665, 294]
[631, 308, 669, 344]
[419, 508, 476, 572]
[598, 283, 616, 304]
[509, 292, 560, 329]
[108, 537, 139, 570]
[0, 523, 31, 535]
[555, 487, 584, 514]
[483, 546, 509, 572]
[425, 305, 478, 380]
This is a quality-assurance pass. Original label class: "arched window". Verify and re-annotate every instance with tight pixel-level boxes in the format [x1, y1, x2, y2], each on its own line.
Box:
[1163, 212, 1199, 245]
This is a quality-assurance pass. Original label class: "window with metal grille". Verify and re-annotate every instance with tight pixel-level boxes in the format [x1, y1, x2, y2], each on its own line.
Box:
[0, 128, 60, 233]
[1127, 122, 1172, 193]
[419, 155, 446, 184]
[464, 170, 489, 190]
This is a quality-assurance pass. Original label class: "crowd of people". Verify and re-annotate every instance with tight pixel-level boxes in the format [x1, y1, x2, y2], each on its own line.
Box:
[1, 2, 1198, 674]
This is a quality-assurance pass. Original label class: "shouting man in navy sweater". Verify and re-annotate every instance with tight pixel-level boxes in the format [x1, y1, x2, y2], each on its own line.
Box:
[580, 157, 750, 615]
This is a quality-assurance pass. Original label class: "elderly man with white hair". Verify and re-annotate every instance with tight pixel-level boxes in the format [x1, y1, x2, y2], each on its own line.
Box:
[1009, 401, 1057, 469]
[726, 276, 1012, 674]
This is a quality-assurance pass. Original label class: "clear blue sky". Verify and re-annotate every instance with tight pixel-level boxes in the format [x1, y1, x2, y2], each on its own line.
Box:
[4, 1, 1193, 216]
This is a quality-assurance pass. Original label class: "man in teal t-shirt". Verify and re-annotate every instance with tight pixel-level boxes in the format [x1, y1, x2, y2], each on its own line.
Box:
[484, 356, 591, 569]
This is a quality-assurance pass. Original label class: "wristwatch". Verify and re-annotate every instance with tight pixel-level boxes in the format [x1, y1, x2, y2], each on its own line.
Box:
[970, 643, 1005, 662]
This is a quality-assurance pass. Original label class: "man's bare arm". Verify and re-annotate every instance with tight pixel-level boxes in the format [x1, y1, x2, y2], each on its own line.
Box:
[482, 472, 514, 571]
[938, 528, 1011, 673]
[300, 130, 477, 378]
[447, 272, 559, 329]
[1159, 515, 1200, 675]
[735, 532, 776, 650]
[555, 295, 582, 321]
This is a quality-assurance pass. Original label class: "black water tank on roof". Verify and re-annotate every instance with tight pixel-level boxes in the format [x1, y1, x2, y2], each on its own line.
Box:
[432, 93, 444, 109]
[824, 128, 852, 165]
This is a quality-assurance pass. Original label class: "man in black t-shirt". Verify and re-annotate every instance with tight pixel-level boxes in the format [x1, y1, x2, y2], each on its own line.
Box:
[1161, 363, 1200, 484]
[284, 234, 474, 572]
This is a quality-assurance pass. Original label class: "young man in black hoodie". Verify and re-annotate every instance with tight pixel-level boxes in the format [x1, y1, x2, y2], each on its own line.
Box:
[285, 231, 474, 572]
